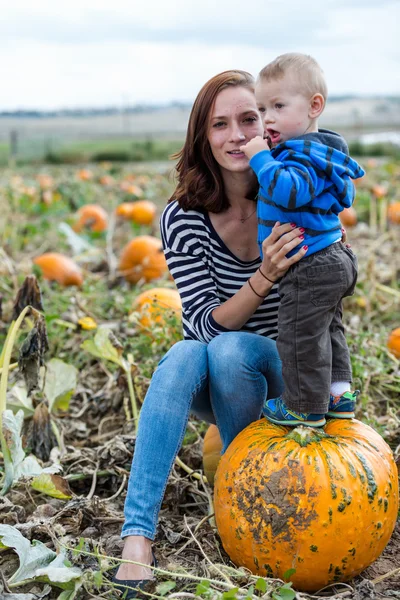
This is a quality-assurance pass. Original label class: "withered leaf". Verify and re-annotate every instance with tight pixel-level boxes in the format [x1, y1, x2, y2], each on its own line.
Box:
[18, 316, 49, 394]
[12, 275, 44, 320]
[26, 402, 57, 462]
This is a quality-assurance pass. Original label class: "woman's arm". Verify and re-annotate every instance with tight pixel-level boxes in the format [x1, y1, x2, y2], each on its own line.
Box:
[212, 223, 307, 330]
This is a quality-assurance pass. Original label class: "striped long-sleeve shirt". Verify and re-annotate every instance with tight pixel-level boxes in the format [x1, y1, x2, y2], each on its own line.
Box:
[251, 129, 365, 258]
[160, 200, 280, 343]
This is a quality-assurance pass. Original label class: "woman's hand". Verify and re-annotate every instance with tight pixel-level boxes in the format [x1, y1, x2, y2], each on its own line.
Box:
[260, 222, 308, 282]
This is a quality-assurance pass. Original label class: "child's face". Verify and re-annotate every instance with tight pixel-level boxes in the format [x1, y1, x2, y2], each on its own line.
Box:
[256, 73, 314, 147]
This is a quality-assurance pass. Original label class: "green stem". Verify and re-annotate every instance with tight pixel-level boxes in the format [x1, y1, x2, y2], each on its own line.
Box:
[0, 306, 38, 429]
[0, 321, 16, 369]
[61, 545, 236, 589]
[0, 362, 18, 375]
[285, 425, 330, 446]
[0, 305, 40, 495]
[124, 363, 138, 434]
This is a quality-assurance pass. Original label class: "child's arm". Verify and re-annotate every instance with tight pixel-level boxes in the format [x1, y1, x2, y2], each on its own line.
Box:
[241, 137, 324, 209]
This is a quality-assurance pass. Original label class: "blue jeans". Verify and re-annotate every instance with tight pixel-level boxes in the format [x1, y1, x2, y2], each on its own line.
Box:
[122, 331, 283, 539]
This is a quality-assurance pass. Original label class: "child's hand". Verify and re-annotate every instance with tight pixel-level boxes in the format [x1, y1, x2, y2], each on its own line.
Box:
[240, 136, 270, 159]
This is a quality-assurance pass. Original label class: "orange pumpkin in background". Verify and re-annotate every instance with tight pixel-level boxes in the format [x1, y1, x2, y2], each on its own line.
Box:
[339, 207, 357, 227]
[115, 202, 136, 220]
[202, 424, 223, 486]
[119, 235, 168, 284]
[132, 287, 181, 328]
[371, 184, 388, 199]
[130, 200, 157, 225]
[214, 418, 399, 593]
[73, 204, 108, 233]
[77, 169, 93, 181]
[115, 200, 156, 225]
[387, 327, 400, 358]
[388, 202, 400, 225]
[33, 253, 83, 287]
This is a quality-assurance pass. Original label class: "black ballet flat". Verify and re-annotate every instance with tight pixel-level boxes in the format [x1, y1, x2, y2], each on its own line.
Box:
[111, 551, 157, 599]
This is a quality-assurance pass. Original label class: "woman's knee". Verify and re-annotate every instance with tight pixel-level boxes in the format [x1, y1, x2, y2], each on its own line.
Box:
[160, 339, 207, 370]
[207, 332, 245, 364]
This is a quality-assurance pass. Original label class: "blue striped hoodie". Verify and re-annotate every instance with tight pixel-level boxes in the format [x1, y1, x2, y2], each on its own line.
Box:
[250, 129, 365, 257]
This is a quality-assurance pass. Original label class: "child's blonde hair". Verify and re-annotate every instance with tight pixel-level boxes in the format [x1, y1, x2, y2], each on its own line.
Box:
[258, 53, 328, 101]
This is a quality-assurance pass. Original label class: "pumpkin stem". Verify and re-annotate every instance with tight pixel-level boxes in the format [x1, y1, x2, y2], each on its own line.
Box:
[285, 425, 330, 446]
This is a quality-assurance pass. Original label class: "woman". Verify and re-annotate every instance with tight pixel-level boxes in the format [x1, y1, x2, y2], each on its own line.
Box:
[113, 70, 307, 596]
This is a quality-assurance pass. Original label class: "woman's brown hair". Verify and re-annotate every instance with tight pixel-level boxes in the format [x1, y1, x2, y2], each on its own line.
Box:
[169, 70, 257, 213]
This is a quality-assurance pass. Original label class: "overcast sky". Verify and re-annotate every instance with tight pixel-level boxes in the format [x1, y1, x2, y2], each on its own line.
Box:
[1, 0, 399, 110]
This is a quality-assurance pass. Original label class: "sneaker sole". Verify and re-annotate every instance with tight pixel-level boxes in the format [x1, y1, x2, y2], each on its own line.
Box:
[326, 411, 355, 419]
[264, 415, 326, 427]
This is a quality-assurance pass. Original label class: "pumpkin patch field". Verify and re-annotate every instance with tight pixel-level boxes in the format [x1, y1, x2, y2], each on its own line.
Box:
[0, 159, 399, 600]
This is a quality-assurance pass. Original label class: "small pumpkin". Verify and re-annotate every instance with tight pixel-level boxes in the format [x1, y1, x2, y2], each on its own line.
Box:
[73, 204, 108, 233]
[214, 418, 399, 593]
[119, 235, 168, 284]
[133, 287, 181, 328]
[115, 200, 156, 225]
[99, 175, 114, 186]
[130, 200, 157, 225]
[387, 327, 400, 358]
[120, 182, 143, 196]
[388, 202, 400, 225]
[202, 424, 222, 486]
[37, 174, 53, 189]
[33, 253, 83, 287]
[371, 184, 388, 199]
[115, 202, 136, 220]
[77, 169, 93, 181]
[339, 207, 357, 227]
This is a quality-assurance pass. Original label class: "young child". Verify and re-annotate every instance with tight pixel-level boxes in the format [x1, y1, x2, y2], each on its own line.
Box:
[240, 53, 365, 427]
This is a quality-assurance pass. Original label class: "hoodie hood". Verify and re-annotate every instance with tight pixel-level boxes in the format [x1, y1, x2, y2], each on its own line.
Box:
[271, 129, 364, 186]
[293, 128, 349, 154]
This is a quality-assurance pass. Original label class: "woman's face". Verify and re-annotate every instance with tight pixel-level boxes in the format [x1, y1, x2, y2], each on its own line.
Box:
[207, 86, 263, 175]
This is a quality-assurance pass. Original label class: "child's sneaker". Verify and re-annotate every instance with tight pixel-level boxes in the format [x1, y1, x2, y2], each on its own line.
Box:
[263, 396, 326, 427]
[326, 390, 360, 419]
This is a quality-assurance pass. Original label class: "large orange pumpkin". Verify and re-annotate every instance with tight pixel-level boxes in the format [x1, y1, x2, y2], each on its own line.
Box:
[119, 236, 168, 284]
[214, 419, 399, 593]
[33, 253, 83, 287]
[203, 424, 222, 486]
[388, 202, 400, 225]
[73, 204, 108, 233]
[132, 287, 181, 328]
[387, 327, 400, 358]
[339, 207, 357, 227]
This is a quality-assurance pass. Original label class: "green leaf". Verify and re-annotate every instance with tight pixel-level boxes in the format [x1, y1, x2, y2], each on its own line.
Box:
[156, 581, 176, 596]
[31, 473, 72, 499]
[92, 570, 103, 588]
[222, 588, 239, 599]
[255, 578, 267, 593]
[58, 222, 93, 254]
[0, 525, 81, 587]
[283, 568, 296, 581]
[81, 327, 125, 368]
[272, 584, 296, 600]
[7, 383, 34, 417]
[195, 580, 211, 595]
[44, 358, 78, 413]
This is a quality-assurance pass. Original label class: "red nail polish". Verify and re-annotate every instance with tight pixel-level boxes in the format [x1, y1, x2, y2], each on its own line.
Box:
[303, 245, 308, 250]
[290, 223, 297, 227]
[299, 235, 304, 240]
[299, 227, 305, 233]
